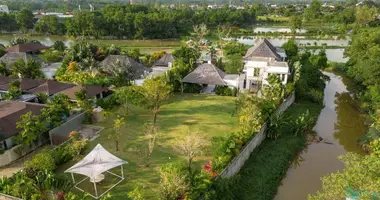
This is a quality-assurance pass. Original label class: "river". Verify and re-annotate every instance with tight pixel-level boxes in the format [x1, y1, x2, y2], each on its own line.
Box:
[274, 71, 366, 200]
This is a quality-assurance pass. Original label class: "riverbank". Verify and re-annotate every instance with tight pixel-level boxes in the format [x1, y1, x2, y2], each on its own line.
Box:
[209, 100, 323, 200]
[275, 71, 366, 200]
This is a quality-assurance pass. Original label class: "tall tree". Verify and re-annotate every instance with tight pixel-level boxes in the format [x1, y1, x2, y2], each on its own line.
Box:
[16, 8, 35, 33]
[141, 77, 172, 125]
[175, 132, 207, 173]
[355, 5, 377, 27]
[191, 23, 209, 46]
[304, 0, 322, 21]
[15, 112, 47, 148]
[290, 15, 302, 36]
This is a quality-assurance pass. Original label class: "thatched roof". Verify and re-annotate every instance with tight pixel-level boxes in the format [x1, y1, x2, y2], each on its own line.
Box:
[7, 43, 50, 53]
[244, 39, 282, 61]
[99, 55, 151, 79]
[0, 101, 46, 140]
[153, 53, 174, 68]
[26, 80, 75, 96]
[59, 84, 108, 100]
[182, 63, 226, 86]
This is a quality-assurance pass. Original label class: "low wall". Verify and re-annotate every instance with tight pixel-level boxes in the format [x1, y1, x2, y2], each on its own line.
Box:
[219, 92, 295, 178]
[49, 111, 87, 146]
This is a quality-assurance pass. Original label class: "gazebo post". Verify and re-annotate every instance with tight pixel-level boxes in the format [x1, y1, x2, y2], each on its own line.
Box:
[93, 181, 98, 198]
[71, 173, 75, 184]
[121, 165, 124, 178]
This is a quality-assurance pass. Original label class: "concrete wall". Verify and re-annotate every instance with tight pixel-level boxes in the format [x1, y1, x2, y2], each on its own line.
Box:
[49, 111, 87, 146]
[219, 92, 295, 178]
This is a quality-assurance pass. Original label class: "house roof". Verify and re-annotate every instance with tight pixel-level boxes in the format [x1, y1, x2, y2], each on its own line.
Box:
[0, 52, 43, 68]
[153, 53, 174, 68]
[244, 39, 282, 61]
[7, 43, 50, 53]
[182, 63, 226, 86]
[0, 78, 44, 92]
[26, 80, 75, 96]
[99, 55, 151, 79]
[58, 84, 108, 100]
[0, 75, 10, 85]
[0, 101, 46, 140]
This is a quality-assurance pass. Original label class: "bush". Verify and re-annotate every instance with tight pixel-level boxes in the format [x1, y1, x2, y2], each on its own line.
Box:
[307, 88, 324, 104]
[24, 152, 56, 178]
[96, 94, 121, 110]
[159, 162, 189, 200]
[215, 86, 236, 96]
[183, 83, 202, 93]
[53, 40, 66, 51]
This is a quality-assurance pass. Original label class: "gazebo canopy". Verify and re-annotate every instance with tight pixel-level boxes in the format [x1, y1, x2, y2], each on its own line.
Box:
[65, 144, 127, 178]
[182, 63, 226, 86]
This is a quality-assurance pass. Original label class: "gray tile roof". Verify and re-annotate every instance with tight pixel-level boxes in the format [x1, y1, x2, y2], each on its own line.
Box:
[153, 53, 174, 68]
[244, 39, 282, 61]
[0, 52, 43, 68]
[99, 55, 151, 79]
[182, 63, 226, 86]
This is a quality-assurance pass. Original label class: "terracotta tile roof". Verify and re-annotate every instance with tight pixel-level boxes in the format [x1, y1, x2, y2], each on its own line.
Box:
[58, 85, 108, 100]
[7, 43, 50, 53]
[183, 63, 226, 86]
[0, 101, 46, 140]
[26, 80, 75, 96]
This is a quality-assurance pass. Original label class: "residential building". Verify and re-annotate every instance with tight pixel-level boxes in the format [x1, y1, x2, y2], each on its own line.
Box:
[0, 101, 46, 150]
[182, 62, 239, 93]
[26, 80, 75, 96]
[58, 84, 108, 101]
[99, 55, 151, 79]
[242, 39, 289, 91]
[151, 53, 174, 76]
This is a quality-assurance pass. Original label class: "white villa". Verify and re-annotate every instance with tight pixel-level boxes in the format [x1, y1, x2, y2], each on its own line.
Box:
[241, 39, 289, 92]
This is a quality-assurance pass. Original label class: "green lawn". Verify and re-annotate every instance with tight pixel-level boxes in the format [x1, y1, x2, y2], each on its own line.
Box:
[58, 94, 239, 199]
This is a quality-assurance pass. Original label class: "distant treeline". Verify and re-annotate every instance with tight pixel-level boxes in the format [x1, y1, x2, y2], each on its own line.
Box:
[0, 4, 257, 39]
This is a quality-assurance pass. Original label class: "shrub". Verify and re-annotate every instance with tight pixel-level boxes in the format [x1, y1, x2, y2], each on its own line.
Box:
[50, 145, 73, 166]
[215, 86, 234, 96]
[159, 162, 190, 200]
[53, 41, 66, 51]
[183, 83, 202, 93]
[24, 152, 56, 178]
[307, 88, 324, 104]
[96, 94, 121, 110]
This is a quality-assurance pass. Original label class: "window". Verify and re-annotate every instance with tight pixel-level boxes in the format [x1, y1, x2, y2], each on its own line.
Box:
[254, 68, 260, 76]
[281, 74, 285, 81]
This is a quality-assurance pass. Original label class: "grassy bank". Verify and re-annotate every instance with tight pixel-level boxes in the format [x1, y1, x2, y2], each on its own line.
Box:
[209, 101, 323, 200]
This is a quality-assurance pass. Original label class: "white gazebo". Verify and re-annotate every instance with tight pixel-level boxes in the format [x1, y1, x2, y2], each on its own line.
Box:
[65, 144, 127, 199]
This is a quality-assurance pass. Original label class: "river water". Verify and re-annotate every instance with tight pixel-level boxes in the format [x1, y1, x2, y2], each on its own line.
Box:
[274, 71, 366, 200]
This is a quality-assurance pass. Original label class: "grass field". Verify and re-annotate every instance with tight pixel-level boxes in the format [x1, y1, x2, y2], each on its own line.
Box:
[57, 94, 239, 199]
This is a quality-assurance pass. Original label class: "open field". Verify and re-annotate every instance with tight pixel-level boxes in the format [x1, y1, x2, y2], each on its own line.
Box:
[57, 94, 239, 199]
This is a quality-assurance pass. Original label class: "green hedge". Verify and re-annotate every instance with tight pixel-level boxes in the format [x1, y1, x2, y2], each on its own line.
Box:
[215, 86, 237, 97]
